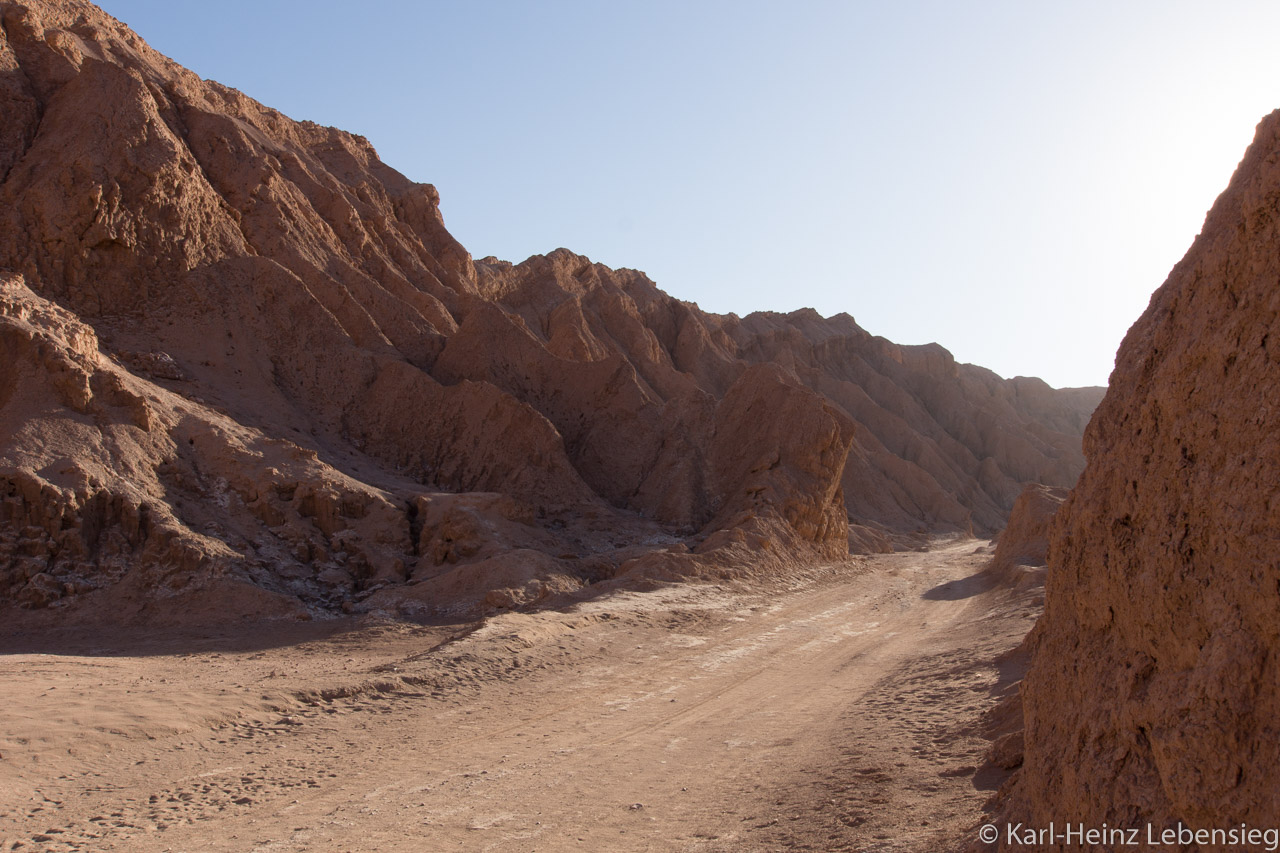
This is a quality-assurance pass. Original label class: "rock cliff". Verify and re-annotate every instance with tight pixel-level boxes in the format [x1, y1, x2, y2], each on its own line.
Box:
[0, 0, 1101, 622]
[999, 110, 1280, 845]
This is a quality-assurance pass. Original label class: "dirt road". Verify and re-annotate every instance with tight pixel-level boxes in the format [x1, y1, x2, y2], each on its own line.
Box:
[0, 539, 1037, 852]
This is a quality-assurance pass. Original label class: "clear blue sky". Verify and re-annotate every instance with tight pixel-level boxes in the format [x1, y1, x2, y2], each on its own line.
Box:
[98, 0, 1280, 388]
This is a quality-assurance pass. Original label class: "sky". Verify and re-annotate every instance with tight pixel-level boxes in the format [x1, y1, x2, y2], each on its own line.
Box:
[97, 0, 1280, 388]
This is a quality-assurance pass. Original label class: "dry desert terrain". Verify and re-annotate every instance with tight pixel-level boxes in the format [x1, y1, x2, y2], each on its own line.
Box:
[1, 539, 1032, 852]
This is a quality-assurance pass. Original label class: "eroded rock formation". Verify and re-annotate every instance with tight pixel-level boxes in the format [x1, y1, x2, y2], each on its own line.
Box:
[999, 110, 1280, 845]
[0, 0, 1101, 623]
[987, 483, 1067, 588]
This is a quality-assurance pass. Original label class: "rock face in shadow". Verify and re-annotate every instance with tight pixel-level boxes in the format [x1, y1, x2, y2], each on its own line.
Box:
[1000, 110, 1280, 844]
[0, 0, 1101, 623]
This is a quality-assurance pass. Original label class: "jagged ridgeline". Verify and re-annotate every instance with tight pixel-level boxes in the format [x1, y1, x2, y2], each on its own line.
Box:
[0, 0, 1101, 623]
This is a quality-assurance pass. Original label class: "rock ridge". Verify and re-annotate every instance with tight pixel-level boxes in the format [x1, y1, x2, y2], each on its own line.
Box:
[1, 0, 1102, 623]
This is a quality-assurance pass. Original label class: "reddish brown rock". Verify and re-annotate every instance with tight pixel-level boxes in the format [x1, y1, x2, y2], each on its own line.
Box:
[700, 364, 854, 558]
[999, 110, 1280, 846]
[987, 483, 1068, 587]
[0, 0, 1101, 622]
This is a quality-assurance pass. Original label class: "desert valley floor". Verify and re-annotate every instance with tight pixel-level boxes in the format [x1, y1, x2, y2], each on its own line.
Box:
[0, 540, 1033, 853]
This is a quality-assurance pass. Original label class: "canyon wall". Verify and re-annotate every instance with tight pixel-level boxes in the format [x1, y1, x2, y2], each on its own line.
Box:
[0, 0, 1100, 622]
[1000, 110, 1280, 845]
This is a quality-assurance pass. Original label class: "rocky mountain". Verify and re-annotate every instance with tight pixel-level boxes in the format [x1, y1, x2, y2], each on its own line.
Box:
[0, 0, 1101, 624]
[996, 111, 1280, 845]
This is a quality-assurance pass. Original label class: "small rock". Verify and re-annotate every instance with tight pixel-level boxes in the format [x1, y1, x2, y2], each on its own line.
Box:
[17, 573, 64, 609]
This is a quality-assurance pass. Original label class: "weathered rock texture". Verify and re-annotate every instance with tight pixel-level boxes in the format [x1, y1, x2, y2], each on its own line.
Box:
[0, 0, 1101, 622]
[1000, 111, 1280, 845]
[987, 483, 1067, 587]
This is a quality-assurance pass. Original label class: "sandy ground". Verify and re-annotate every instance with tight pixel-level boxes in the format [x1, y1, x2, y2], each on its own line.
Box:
[0, 539, 1038, 852]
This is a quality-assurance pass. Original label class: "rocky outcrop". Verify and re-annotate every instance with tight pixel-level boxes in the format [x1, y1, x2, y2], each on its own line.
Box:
[999, 110, 1280, 845]
[987, 483, 1068, 587]
[0, 0, 1100, 623]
